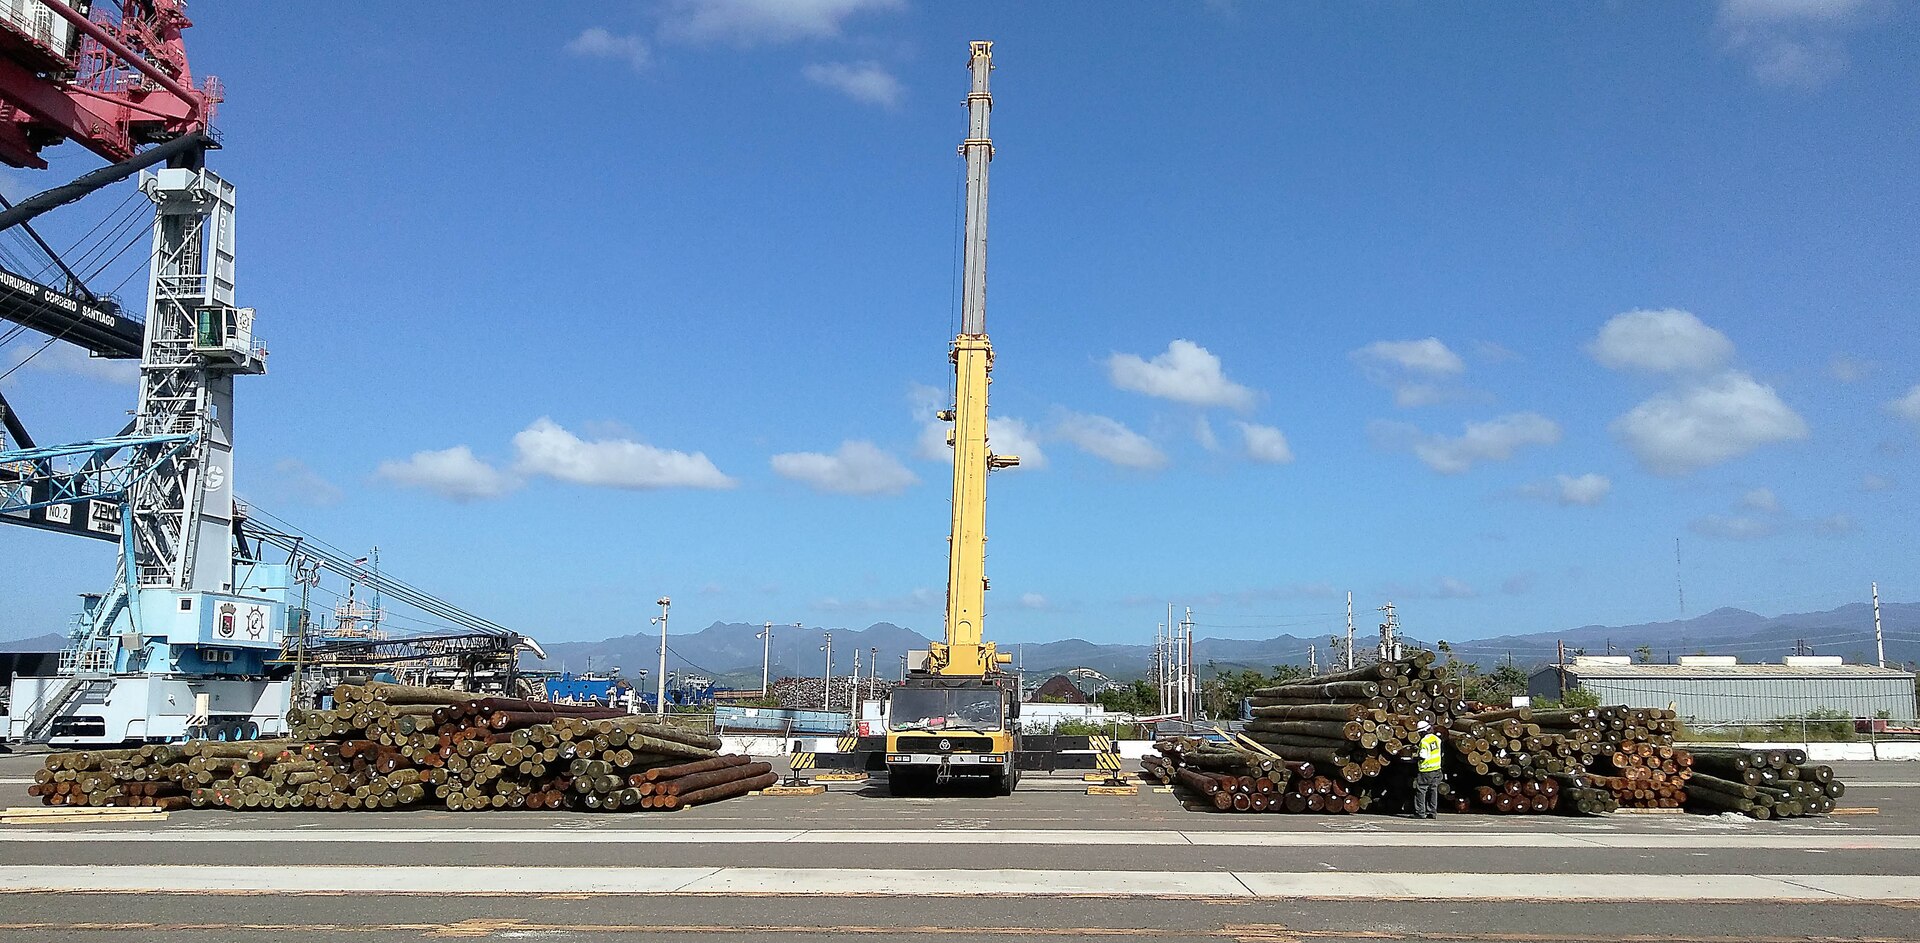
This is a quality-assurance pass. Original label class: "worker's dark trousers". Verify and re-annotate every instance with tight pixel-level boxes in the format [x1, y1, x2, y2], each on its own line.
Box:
[1413, 770, 1443, 817]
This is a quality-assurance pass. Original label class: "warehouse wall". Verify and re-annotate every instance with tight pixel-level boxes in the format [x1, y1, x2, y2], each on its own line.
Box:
[1531, 671, 1918, 723]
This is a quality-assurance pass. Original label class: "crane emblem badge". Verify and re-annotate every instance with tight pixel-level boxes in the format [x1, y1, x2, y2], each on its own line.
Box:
[246, 608, 265, 639]
[217, 602, 237, 638]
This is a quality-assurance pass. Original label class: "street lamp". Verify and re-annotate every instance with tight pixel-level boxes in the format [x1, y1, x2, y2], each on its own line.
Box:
[649, 596, 671, 716]
[821, 631, 833, 712]
[757, 622, 774, 697]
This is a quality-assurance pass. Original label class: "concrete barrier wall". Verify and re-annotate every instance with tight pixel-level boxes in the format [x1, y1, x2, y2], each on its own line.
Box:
[739, 735, 1920, 762]
[720, 736, 793, 756]
[1699, 741, 1920, 762]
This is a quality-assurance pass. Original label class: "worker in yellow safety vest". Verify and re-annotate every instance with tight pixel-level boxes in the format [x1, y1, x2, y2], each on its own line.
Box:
[1412, 720, 1443, 819]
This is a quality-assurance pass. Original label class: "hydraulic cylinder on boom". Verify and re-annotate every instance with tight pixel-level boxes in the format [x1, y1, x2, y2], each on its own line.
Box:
[884, 41, 1023, 796]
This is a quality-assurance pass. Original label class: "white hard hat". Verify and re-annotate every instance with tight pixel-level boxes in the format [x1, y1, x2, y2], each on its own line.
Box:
[1416, 720, 1431, 731]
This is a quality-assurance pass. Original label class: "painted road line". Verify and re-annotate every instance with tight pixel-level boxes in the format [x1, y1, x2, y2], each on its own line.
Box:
[5, 827, 1920, 851]
[0, 866, 1915, 901]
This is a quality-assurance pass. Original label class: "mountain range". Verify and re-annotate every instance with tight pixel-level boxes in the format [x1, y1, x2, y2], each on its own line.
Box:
[5, 602, 1912, 689]
[523, 600, 1919, 689]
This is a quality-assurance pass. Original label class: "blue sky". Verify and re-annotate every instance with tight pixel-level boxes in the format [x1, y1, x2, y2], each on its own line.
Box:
[3, 1, 1917, 654]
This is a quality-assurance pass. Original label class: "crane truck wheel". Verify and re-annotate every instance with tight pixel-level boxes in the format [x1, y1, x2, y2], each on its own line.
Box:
[995, 769, 1017, 796]
[887, 767, 924, 797]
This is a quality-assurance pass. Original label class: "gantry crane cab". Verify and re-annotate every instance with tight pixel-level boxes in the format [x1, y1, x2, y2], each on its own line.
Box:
[193, 305, 265, 372]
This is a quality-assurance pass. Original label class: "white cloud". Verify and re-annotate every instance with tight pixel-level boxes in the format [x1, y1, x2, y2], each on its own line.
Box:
[375, 446, 519, 502]
[1352, 338, 1474, 407]
[1741, 487, 1781, 513]
[1716, 0, 1873, 88]
[1054, 411, 1167, 469]
[1474, 340, 1522, 364]
[908, 386, 1047, 471]
[770, 440, 917, 496]
[1436, 577, 1478, 600]
[1690, 514, 1779, 541]
[1353, 338, 1466, 376]
[802, 61, 903, 108]
[1391, 382, 1459, 408]
[269, 459, 344, 507]
[1862, 473, 1894, 492]
[1889, 385, 1920, 422]
[1107, 339, 1257, 410]
[1611, 371, 1809, 475]
[813, 586, 938, 613]
[1589, 309, 1735, 374]
[1376, 413, 1562, 475]
[1828, 354, 1871, 383]
[8, 343, 138, 385]
[1194, 416, 1220, 452]
[1236, 421, 1294, 464]
[1502, 573, 1537, 596]
[512, 417, 735, 490]
[1016, 592, 1052, 611]
[988, 417, 1046, 470]
[1812, 513, 1855, 536]
[658, 0, 905, 46]
[564, 27, 650, 70]
[1521, 473, 1611, 507]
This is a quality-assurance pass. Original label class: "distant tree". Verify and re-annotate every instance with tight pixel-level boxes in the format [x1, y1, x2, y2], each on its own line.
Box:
[1635, 645, 1653, 664]
[1095, 680, 1158, 716]
[1474, 661, 1530, 704]
[1536, 687, 1601, 711]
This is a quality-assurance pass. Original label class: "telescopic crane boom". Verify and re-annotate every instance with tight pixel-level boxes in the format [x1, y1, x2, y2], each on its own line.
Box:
[929, 40, 1018, 679]
[884, 41, 1022, 797]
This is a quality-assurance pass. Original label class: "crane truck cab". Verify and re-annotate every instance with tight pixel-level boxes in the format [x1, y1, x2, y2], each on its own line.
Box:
[884, 673, 1019, 795]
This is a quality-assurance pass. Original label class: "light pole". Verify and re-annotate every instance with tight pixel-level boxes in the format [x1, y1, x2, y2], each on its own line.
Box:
[292, 557, 320, 706]
[757, 621, 774, 697]
[870, 647, 879, 687]
[649, 597, 671, 716]
[821, 631, 833, 712]
[851, 638, 861, 713]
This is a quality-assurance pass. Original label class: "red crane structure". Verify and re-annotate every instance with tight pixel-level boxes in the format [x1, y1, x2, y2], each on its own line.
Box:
[0, 0, 214, 168]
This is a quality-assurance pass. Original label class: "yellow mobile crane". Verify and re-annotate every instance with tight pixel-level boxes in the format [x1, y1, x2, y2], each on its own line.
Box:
[884, 41, 1024, 796]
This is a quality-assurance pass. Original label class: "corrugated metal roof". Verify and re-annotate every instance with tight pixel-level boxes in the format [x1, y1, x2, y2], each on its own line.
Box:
[1561, 663, 1914, 680]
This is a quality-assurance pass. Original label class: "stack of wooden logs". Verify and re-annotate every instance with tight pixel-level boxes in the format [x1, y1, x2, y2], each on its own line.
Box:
[1155, 656, 1851, 822]
[1681, 747, 1844, 819]
[32, 682, 773, 813]
[1534, 706, 1690, 809]
[1145, 737, 1361, 814]
[1441, 709, 1596, 815]
[30, 746, 190, 809]
[1241, 652, 1458, 788]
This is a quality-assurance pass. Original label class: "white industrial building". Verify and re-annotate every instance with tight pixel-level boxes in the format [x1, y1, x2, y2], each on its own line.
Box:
[1528, 655, 1917, 724]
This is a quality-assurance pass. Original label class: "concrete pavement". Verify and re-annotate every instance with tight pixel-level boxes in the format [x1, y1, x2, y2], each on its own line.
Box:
[0, 753, 1913, 941]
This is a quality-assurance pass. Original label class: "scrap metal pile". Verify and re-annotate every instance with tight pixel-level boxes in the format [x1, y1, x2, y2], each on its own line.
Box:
[31, 682, 773, 812]
[770, 676, 890, 712]
[1144, 653, 1849, 819]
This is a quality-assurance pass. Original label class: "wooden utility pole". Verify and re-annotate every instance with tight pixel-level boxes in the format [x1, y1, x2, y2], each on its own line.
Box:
[1556, 639, 1567, 698]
